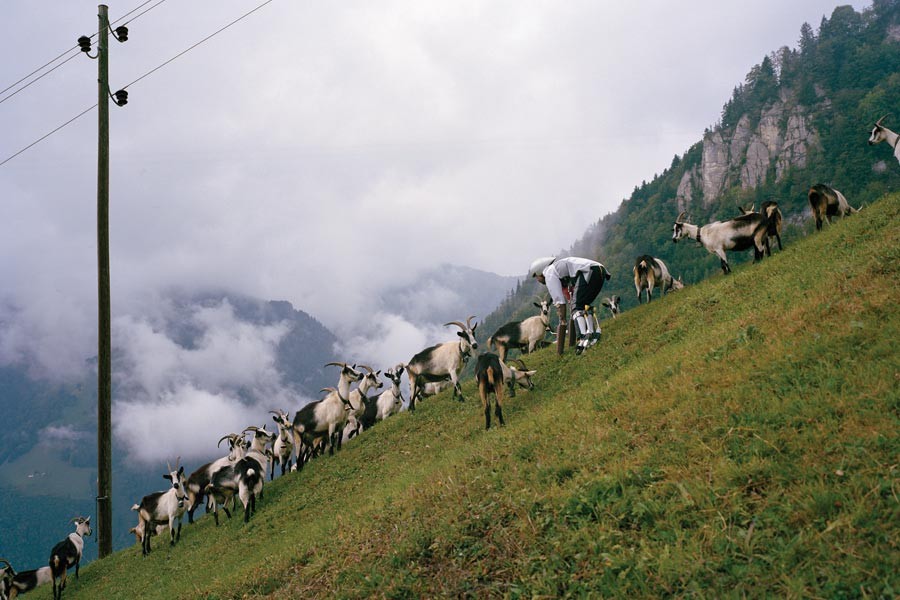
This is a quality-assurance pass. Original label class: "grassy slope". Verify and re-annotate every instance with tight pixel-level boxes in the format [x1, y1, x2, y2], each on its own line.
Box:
[51, 194, 898, 599]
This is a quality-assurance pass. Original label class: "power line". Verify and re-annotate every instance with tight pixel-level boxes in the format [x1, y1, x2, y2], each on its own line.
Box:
[0, 0, 276, 168]
[0, 104, 96, 168]
[122, 0, 275, 90]
[0, 0, 168, 106]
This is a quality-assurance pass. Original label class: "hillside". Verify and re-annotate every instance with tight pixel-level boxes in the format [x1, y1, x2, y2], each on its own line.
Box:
[40, 192, 899, 599]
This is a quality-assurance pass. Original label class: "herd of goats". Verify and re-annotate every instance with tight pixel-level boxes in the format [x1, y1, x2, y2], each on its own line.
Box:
[0, 117, 894, 600]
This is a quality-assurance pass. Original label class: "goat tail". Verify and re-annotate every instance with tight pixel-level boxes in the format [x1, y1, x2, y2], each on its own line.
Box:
[486, 336, 495, 350]
[131, 503, 140, 511]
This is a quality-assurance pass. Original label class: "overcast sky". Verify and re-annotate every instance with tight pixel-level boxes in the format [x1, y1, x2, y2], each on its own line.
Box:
[0, 1, 871, 460]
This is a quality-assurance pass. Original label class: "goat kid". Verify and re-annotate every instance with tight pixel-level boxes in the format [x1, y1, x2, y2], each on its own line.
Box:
[269, 410, 294, 479]
[132, 460, 187, 556]
[407, 316, 478, 410]
[487, 300, 551, 361]
[808, 184, 858, 231]
[672, 210, 768, 274]
[633, 255, 683, 303]
[868, 114, 900, 165]
[48, 516, 91, 600]
[374, 365, 405, 421]
[601, 295, 621, 318]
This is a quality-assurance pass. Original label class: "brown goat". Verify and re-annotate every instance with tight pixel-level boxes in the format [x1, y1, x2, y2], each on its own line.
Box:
[474, 353, 506, 430]
[808, 184, 856, 231]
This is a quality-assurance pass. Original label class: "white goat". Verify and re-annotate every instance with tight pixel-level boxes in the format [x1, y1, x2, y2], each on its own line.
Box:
[868, 114, 900, 165]
[291, 363, 364, 468]
[374, 365, 405, 420]
[406, 316, 478, 410]
[601, 295, 621, 318]
[672, 210, 768, 274]
[487, 300, 552, 361]
[269, 410, 294, 479]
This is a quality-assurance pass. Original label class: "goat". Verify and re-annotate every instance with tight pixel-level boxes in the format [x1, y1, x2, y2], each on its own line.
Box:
[474, 353, 507, 429]
[738, 201, 783, 255]
[504, 357, 537, 398]
[486, 299, 551, 361]
[601, 295, 621, 318]
[269, 410, 294, 479]
[808, 184, 857, 231]
[868, 114, 900, 165]
[234, 426, 276, 522]
[291, 363, 363, 468]
[418, 380, 453, 400]
[132, 459, 187, 556]
[406, 316, 478, 411]
[672, 210, 768, 274]
[48, 516, 91, 599]
[205, 427, 277, 525]
[185, 433, 246, 524]
[346, 365, 384, 435]
[0, 560, 52, 600]
[374, 365, 405, 421]
[633, 255, 683, 303]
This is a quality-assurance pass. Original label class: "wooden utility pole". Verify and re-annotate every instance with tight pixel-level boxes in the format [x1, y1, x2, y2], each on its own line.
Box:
[96, 3, 113, 559]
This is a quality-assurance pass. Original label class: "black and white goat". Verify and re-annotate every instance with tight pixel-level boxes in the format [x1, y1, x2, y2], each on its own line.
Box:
[487, 300, 551, 361]
[205, 427, 277, 524]
[269, 410, 294, 479]
[868, 114, 900, 165]
[291, 363, 364, 467]
[406, 316, 478, 410]
[672, 210, 768, 274]
[633, 255, 682, 303]
[738, 201, 783, 254]
[808, 184, 857, 231]
[132, 459, 187, 556]
[48, 516, 91, 599]
[601, 296, 621, 318]
[185, 433, 246, 524]
[1, 563, 52, 599]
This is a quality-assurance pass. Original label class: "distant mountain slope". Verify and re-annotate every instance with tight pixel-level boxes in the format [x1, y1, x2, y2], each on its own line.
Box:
[377, 263, 521, 326]
[0, 291, 339, 570]
[65, 192, 899, 599]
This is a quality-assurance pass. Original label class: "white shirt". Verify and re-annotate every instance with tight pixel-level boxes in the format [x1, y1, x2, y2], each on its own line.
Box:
[542, 257, 605, 306]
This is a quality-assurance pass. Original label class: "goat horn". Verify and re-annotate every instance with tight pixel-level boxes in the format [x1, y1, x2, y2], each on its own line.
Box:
[166, 459, 172, 474]
[320, 387, 337, 394]
[175, 456, 181, 472]
[466, 315, 476, 328]
[876, 114, 888, 126]
[359, 365, 374, 374]
[676, 211, 686, 223]
[512, 358, 528, 370]
[243, 426, 260, 434]
[217, 434, 237, 448]
[0, 558, 15, 572]
[324, 362, 347, 369]
[443, 321, 466, 330]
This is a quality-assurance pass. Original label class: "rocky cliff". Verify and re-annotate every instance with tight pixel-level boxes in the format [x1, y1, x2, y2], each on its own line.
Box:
[678, 89, 820, 209]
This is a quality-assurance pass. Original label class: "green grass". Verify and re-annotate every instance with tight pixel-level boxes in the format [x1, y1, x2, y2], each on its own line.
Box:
[47, 194, 899, 599]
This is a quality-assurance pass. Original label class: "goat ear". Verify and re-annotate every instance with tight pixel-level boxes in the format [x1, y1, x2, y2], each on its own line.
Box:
[457, 331, 466, 339]
[163, 474, 172, 481]
[533, 302, 540, 308]
[472, 323, 477, 331]
[178, 466, 184, 475]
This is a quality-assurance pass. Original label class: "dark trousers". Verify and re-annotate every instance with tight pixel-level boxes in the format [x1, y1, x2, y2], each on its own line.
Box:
[573, 266, 607, 310]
